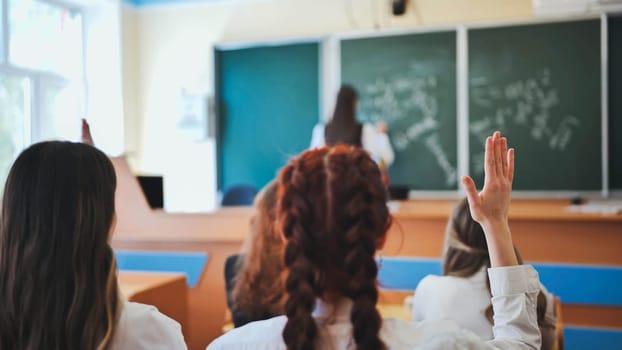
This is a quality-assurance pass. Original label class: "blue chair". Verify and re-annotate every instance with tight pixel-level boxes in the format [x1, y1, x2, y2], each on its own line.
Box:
[221, 185, 258, 206]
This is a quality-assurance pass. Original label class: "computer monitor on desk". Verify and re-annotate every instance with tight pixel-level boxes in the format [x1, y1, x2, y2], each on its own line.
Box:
[136, 176, 164, 209]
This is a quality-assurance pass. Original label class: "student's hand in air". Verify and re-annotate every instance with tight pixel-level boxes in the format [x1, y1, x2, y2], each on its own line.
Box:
[81, 118, 94, 146]
[461, 131, 518, 267]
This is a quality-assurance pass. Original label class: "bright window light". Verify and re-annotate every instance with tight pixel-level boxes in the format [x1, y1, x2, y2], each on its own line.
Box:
[8, 0, 83, 79]
[0, 74, 30, 189]
[38, 80, 81, 142]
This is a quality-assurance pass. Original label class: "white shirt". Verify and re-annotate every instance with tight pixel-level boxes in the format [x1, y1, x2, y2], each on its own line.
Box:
[207, 265, 541, 350]
[413, 267, 494, 339]
[310, 123, 395, 166]
[413, 268, 556, 347]
[112, 301, 187, 350]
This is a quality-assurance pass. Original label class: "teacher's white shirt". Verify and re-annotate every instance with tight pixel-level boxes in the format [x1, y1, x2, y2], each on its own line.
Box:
[310, 123, 395, 166]
[112, 301, 187, 350]
[207, 265, 541, 350]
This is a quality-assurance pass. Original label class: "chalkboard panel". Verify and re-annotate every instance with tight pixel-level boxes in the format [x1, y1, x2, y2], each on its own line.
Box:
[341, 31, 458, 190]
[609, 16, 622, 190]
[469, 20, 602, 191]
[216, 43, 319, 190]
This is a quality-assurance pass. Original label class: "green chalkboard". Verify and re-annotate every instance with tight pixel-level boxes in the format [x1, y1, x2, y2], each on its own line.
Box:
[341, 31, 458, 190]
[469, 20, 602, 191]
[216, 43, 319, 191]
[610, 16, 622, 190]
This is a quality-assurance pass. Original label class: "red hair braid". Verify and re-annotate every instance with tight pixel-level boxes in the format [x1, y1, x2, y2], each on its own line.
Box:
[278, 146, 390, 350]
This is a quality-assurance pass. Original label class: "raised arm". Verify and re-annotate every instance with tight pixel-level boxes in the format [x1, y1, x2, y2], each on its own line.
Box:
[461, 132, 541, 350]
[461, 131, 516, 267]
[81, 118, 94, 146]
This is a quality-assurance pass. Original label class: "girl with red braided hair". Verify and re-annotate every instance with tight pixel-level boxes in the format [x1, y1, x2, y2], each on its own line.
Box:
[208, 132, 542, 350]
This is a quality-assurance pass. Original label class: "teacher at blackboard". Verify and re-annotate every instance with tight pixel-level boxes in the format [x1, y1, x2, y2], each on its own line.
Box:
[310, 85, 395, 170]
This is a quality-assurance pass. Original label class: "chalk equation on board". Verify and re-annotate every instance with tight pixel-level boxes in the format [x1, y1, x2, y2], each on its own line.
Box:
[470, 69, 581, 174]
[358, 64, 456, 187]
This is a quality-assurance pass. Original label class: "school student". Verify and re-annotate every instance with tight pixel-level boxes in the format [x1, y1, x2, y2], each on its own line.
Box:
[310, 84, 395, 168]
[0, 139, 186, 349]
[225, 181, 285, 328]
[413, 198, 556, 349]
[207, 132, 543, 349]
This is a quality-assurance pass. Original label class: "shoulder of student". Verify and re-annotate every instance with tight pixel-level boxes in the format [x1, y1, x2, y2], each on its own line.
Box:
[415, 274, 456, 297]
[112, 301, 187, 350]
[381, 317, 489, 349]
[206, 316, 287, 350]
[362, 122, 376, 133]
[310, 123, 326, 149]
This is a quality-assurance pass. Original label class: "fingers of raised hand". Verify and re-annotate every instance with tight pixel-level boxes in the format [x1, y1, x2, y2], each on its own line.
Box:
[507, 148, 515, 184]
[484, 132, 513, 190]
[461, 175, 482, 219]
[81, 118, 94, 146]
[462, 176, 478, 203]
[493, 132, 504, 178]
[500, 136, 508, 176]
[484, 136, 494, 182]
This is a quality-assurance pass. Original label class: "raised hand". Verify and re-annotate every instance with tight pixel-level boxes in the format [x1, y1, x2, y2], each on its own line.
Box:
[81, 118, 94, 146]
[461, 131, 518, 267]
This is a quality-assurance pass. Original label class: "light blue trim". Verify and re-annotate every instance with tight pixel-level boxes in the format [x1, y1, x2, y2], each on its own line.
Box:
[534, 263, 622, 306]
[377, 257, 622, 307]
[116, 250, 209, 288]
[565, 326, 622, 350]
[378, 258, 441, 291]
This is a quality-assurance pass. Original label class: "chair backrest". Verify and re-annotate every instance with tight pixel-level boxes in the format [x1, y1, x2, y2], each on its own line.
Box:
[221, 185, 258, 206]
[553, 297, 564, 350]
[224, 254, 242, 309]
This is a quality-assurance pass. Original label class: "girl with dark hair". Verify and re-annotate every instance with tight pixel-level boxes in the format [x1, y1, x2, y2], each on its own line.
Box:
[0, 128, 186, 349]
[208, 132, 543, 350]
[310, 85, 395, 168]
[225, 181, 285, 328]
[412, 198, 556, 349]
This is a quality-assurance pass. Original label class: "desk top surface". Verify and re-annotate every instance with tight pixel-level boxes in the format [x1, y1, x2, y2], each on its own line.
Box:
[392, 200, 622, 222]
[113, 200, 621, 244]
[118, 271, 186, 299]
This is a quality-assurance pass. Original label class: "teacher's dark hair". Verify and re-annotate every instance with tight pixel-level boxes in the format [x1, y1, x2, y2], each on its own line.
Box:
[0, 141, 120, 350]
[326, 85, 362, 147]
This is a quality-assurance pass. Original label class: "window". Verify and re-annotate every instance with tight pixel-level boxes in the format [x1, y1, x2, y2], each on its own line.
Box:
[38, 79, 81, 141]
[8, 0, 83, 79]
[0, 74, 29, 187]
[0, 0, 84, 189]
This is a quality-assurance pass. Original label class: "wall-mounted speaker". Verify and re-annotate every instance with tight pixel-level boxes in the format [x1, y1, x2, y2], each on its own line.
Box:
[392, 0, 407, 15]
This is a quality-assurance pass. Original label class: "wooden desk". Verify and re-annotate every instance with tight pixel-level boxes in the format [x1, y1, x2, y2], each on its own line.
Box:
[378, 303, 412, 320]
[393, 199, 622, 222]
[385, 199, 622, 265]
[118, 271, 188, 337]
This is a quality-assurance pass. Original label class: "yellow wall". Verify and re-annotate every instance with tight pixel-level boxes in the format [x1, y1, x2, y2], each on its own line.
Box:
[121, 0, 533, 209]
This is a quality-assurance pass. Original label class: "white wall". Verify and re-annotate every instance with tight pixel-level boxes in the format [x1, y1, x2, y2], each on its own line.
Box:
[83, 1, 125, 156]
[121, 0, 534, 211]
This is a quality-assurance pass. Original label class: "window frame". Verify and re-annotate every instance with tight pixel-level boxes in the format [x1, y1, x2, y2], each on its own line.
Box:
[0, 0, 86, 144]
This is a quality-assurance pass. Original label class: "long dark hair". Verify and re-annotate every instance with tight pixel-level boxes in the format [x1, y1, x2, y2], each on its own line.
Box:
[278, 146, 391, 350]
[0, 141, 120, 350]
[443, 199, 552, 329]
[326, 85, 362, 147]
[232, 181, 284, 322]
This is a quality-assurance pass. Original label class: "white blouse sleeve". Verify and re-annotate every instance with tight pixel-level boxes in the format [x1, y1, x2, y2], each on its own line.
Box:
[361, 123, 395, 167]
[310, 124, 326, 149]
[485, 265, 542, 349]
[417, 265, 541, 350]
